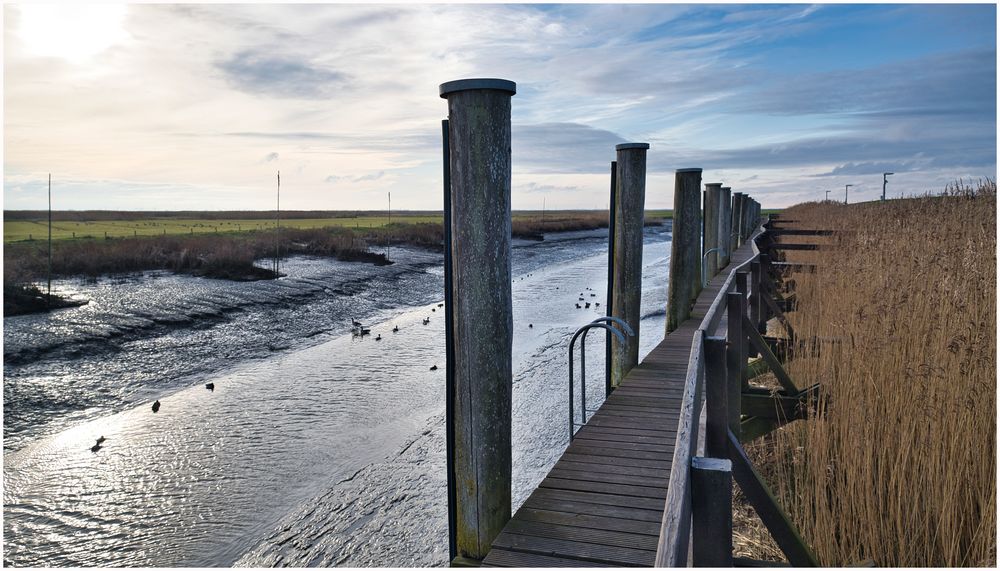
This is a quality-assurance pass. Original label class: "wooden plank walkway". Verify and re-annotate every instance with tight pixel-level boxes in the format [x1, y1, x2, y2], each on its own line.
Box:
[483, 240, 758, 567]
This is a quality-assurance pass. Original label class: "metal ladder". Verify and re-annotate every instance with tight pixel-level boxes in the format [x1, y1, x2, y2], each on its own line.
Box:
[567, 316, 635, 441]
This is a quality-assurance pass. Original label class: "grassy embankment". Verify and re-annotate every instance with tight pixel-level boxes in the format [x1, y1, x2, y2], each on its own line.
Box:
[735, 181, 995, 566]
[3, 210, 666, 315]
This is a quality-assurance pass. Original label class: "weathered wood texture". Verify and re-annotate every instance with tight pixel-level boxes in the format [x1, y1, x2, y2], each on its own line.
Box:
[731, 192, 744, 250]
[610, 143, 649, 389]
[666, 168, 703, 333]
[703, 183, 723, 280]
[443, 80, 516, 561]
[718, 187, 732, 269]
[691, 457, 733, 567]
[484, 231, 760, 568]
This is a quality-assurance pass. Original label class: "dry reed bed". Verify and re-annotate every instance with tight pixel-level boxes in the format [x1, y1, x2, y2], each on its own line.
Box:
[743, 183, 996, 566]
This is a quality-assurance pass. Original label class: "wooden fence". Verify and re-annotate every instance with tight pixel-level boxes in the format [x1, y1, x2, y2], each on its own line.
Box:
[654, 216, 825, 567]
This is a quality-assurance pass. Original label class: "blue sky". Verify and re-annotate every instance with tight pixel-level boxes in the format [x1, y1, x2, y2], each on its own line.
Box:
[3, 3, 996, 210]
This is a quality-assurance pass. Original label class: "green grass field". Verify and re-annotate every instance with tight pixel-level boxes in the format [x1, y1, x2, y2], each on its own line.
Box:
[3, 208, 780, 243]
[2, 216, 440, 243]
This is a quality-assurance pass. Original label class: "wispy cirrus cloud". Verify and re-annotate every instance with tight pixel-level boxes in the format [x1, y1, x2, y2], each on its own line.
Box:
[3, 3, 995, 210]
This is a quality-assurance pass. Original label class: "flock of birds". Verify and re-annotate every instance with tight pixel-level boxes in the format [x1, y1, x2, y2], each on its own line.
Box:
[90, 383, 216, 453]
[91, 278, 604, 453]
[348, 303, 445, 370]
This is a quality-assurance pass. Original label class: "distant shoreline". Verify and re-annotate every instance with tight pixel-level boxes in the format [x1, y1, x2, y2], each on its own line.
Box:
[3, 213, 670, 317]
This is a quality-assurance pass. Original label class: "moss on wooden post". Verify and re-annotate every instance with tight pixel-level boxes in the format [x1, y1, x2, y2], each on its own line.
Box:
[440, 78, 516, 564]
[666, 168, 703, 333]
[610, 142, 649, 389]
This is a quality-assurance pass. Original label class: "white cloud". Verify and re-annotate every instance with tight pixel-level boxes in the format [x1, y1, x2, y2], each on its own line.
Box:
[3, 4, 995, 210]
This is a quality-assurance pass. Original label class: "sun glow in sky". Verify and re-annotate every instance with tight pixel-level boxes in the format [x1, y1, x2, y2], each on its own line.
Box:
[3, 3, 996, 210]
[16, 4, 129, 62]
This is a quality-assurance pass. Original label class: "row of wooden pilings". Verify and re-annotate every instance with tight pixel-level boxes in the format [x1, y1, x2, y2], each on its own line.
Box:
[439, 78, 763, 565]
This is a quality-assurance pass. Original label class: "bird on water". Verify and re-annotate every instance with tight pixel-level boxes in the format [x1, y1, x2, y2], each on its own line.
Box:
[96, 435, 106, 445]
[375, 334, 382, 341]
[422, 317, 430, 325]
[393, 325, 399, 333]
[152, 400, 161, 413]
[430, 365, 438, 371]
[91, 442, 102, 453]
[206, 383, 215, 391]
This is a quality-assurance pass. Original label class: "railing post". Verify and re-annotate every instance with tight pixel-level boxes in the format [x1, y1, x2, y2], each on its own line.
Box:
[695, 338, 734, 569]
[718, 186, 732, 268]
[703, 183, 723, 280]
[750, 260, 764, 334]
[691, 457, 734, 567]
[440, 77, 516, 565]
[758, 253, 773, 325]
[609, 143, 649, 390]
[726, 291, 744, 437]
[667, 168, 703, 333]
[704, 336, 729, 457]
[735, 271, 750, 393]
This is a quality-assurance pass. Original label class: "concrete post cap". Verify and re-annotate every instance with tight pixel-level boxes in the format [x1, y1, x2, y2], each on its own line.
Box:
[705, 182, 724, 188]
[721, 186, 732, 191]
[440, 78, 516, 98]
[676, 168, 702, 173]
[615, 142, 650, 151]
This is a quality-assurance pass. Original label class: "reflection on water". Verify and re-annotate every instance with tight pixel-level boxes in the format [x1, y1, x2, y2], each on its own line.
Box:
[4, 226, 671, 567]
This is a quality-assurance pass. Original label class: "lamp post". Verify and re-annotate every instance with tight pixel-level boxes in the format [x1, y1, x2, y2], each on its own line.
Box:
[882, 172, 894, 201]
[825, 190, 830, 202]
[844, 184, 853, 205]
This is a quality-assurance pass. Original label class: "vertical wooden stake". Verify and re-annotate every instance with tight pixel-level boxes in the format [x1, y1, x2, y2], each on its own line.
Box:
[731, 192, 744, 250]
[703, 183, 723, 280]
[441, 78, 516, 565]
[47, 173, 52, 307]
[704, 336, 729, 457]
[605, 160, 617, 396]
[718, 187, 732, 269]
[610, 143, 649, 389]
[750, 261, 764, 334]
[666, 168, 702, 333]
[691, 456, 734, 567]
[726, 291, 745, 437]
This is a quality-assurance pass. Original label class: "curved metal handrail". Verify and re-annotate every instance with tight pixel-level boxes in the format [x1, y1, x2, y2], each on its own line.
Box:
[587, 315, 635, 337]
[568, 320, 631, 441]
[702, 247, 721, 287]
[578, 316, 636, 428]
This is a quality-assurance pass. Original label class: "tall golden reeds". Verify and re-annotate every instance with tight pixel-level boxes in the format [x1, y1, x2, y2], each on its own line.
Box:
[744, 180, 996, 566]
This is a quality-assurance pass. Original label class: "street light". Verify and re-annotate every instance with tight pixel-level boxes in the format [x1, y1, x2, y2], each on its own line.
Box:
[825, 190, 830, 201]
[882, 172, 894, 201]
[844, 184, 853, 204]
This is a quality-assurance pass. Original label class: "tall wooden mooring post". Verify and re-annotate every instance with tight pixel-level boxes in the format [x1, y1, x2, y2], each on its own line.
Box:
[609, 143, 649, 390]
[703, 182, 724, 280]
[718, 186, 732, 268]
[440, 78, 516, 566]
[666, 168, 703, 333]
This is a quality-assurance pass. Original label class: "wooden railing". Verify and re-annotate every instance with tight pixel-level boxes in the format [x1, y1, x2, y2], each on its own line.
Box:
[654, 217, 822, 567]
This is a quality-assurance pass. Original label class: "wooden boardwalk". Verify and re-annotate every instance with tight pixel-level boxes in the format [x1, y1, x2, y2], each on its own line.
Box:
[484, 240, 758, 567]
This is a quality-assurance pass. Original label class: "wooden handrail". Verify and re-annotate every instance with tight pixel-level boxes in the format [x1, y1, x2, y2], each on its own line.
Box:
[654, 219, 767, 566]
